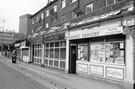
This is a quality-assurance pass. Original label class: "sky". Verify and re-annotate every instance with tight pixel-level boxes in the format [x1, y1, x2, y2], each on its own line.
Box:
[0, 0, 48, 32]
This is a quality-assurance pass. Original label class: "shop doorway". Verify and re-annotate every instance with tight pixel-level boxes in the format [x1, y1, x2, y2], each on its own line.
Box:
[69, 44, 77, 74]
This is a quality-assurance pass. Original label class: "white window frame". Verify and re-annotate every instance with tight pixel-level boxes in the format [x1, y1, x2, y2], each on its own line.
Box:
[41, 13, 44, 19]
[46, 10, 49, 17]
[46, 23, 49, 28]
[61, 0, 66, 9]
[53, 5, 57, 12]
[85, 3, 93, 14]
[71, 0, 77, 4]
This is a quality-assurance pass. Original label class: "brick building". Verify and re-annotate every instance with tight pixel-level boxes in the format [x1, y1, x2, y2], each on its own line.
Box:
[19, 0, 135, 88]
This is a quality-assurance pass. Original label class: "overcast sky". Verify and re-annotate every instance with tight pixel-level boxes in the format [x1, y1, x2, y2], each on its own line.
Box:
[0, 0, 48, 32]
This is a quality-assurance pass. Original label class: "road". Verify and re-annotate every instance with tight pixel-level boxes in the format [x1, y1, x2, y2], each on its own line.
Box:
[0, 60, 50, 89]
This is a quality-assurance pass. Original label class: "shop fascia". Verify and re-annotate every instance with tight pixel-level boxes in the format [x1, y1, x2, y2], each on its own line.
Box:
[66, 21, 124, 40]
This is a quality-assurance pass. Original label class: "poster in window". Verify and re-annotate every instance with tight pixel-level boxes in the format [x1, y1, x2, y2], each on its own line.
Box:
[90, 44, 105, 63]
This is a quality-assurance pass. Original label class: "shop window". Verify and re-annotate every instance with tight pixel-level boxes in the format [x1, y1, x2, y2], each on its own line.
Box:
[55, 42, 59, 47]
[60, 48, 66, 59]
[78, 44, 88, 61]
[105, 42, 125, 64]
[55, 48, 59, 58]
[45, 49, 49, 57]
[89, 38, 125, 65]
[60, 41, 66, 47]
[90, 43, 105, 63]
[50, 48, 54, 58]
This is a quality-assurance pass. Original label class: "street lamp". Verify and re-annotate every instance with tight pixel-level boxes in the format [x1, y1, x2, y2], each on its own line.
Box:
[0, 20, 5, 55]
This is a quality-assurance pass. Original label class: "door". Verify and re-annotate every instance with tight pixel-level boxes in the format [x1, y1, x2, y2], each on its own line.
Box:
[69, 44, 77, 74]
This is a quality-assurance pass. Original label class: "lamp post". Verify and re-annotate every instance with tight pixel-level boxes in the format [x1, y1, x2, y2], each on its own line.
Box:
[0, 20, 5, 55]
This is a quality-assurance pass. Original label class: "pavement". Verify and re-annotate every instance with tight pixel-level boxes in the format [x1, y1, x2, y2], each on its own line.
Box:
[0, 56, 126, 89]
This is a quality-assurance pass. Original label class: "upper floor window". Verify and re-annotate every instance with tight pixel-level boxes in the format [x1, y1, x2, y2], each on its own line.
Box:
[106, 0, 123, 6]
[54, 5, 57, 12]
[61, 15, 66, 23]
[36, 17, 39, 22]
[61, 0, 66, 9]
[41, 13, 44, 19]
[85, 3, 93, 14]
[71, 0, 77, 4]
[46, 10, 49, 17]
[46, 23, 49, 28]
[71, 12, 77, 19]
[31, 20, 35, 24]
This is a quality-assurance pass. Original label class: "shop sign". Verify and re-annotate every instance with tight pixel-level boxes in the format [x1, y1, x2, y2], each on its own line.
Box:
[77, 64, 88, 73]
[67, 27, 123, 40]
[90, 65, 104, 76]
[106, 67, 124, 80]
[123, 18, 134, 26]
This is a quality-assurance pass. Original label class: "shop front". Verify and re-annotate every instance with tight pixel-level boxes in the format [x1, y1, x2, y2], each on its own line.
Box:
[66, 18, 134, 86]
[43, 33, 66, 70]
[30, 35, 43, 65]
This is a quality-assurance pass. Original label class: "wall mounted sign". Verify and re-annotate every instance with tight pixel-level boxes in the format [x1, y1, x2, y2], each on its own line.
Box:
[67, 27, 123, 40]
[90, 65, 104, 76]
[77, 63, 88, 73]
[106, 67, 124, 80]
[123, 18, 134, 26]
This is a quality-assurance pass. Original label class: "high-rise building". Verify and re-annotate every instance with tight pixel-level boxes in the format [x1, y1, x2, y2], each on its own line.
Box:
[19, 14, 31, 35]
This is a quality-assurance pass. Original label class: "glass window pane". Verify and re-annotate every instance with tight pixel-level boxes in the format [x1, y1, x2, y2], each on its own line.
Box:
[78, 44, 88, 61]
[105, 42, 125, 64]
[60, 48, 66, 59]
[55, 42, 59, 47]
[60, 41, 66, 47]
[50, 43, 54, 47]
[50, 48, 54, 58]
[90, 43, 105, 63]
[45, 49, 49, 57]
[55, 48, 59, 58]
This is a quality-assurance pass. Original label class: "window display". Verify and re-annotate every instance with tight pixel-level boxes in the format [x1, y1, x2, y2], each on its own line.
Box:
[78, 44, 88, 61]
[90, 39, 125, 65]
[106, 42, 124, 64]
[90, 43, 105, 63]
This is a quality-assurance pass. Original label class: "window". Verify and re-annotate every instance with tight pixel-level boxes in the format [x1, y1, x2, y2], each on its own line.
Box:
[90, 38, 125, 65]
[71, 0, 77, 3]
[31, 20, 34, 24]
[85, 3, 93, 14]
[106, 0, 123, 6]
[41, 13, 44, 19]
[61, 0, 66, 9]
[71, 12, 77, 19]
[46, 23, 49, 28]
[78, 44, 88, 61]
[60, 15, 66, 23]
[54, 5, 57, 12]
[36, 17, 39, 22]
[46, 10, 49, 17]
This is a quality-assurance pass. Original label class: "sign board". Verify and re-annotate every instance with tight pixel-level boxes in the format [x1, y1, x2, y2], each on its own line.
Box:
[90, 65, 104, 76]
[77, 64, 88, 73]
[123, 18, 135, 26]
[106, 67, 124, 80]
